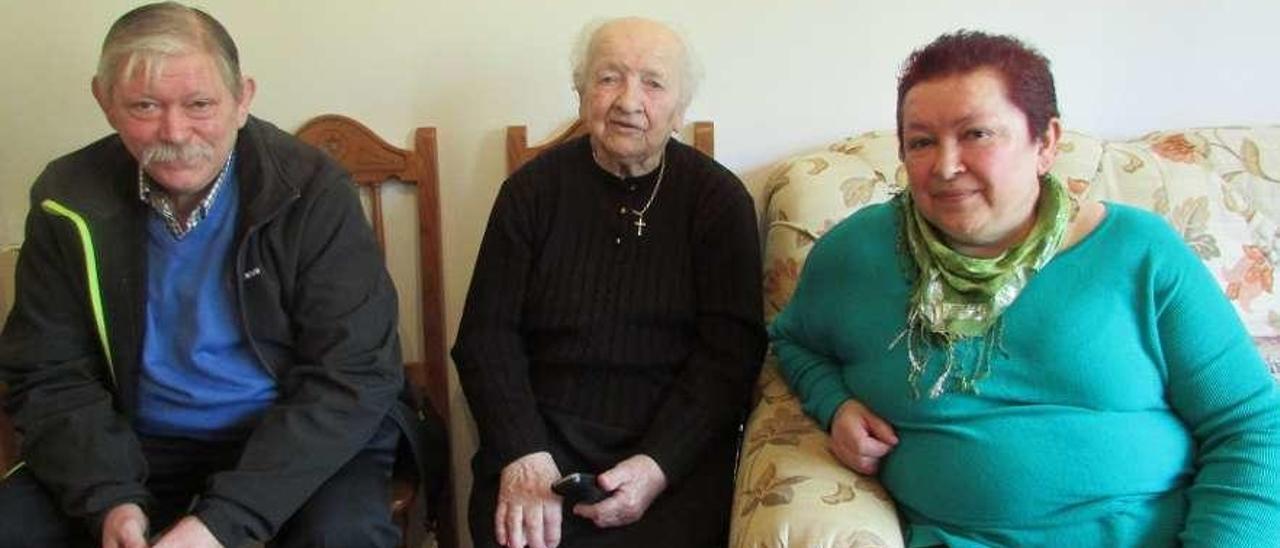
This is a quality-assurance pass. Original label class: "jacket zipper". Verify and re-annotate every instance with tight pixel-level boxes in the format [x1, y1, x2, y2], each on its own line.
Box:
[39, 199, 117, 388]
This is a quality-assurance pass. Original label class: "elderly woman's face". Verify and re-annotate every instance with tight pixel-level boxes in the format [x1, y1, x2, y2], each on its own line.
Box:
[900, 68, 1058, 257]
[579, 22, 685, 171]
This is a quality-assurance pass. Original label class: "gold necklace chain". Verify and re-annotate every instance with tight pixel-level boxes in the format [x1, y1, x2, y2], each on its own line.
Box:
[628, 152, 666, 236]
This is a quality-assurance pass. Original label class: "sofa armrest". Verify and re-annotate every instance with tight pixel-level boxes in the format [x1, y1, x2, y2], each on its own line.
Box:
[731, 359, 904, 548]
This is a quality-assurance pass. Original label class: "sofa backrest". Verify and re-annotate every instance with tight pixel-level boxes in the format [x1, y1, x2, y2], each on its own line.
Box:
[761, 126, 1280, 379]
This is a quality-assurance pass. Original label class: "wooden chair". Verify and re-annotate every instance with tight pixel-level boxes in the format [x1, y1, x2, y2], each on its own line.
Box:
[506, 120, 715, 175]
[0, 390, 14, 478]
[295, 114, 453, 548]
[0, 247, 16, 476]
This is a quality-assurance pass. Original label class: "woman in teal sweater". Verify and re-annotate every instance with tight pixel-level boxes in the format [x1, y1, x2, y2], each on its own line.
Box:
[770, 31, 1280, 547]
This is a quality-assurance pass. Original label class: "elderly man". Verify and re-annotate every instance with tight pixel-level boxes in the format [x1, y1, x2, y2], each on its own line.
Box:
[453, 17, 766, 548]
[0, 3, 424, 547]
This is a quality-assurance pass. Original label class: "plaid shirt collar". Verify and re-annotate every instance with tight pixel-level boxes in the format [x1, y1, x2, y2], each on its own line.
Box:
[138, 151, 235, 239]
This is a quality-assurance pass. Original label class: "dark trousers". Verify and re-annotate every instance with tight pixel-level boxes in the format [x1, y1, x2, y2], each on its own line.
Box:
[0, 417, 400, 548]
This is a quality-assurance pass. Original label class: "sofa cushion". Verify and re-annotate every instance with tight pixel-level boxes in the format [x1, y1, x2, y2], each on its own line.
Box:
[762, 131, 906, 324]
[1256, 336, 1280, 380]
[1061, 128, 1280, 339]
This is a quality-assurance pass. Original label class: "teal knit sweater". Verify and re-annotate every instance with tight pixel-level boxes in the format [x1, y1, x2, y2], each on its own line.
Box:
[771, 201, 1280, 547]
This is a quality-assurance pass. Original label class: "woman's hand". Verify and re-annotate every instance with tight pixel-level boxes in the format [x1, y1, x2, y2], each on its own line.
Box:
[829, 399, 899, 475]
[574, 454, 667, 528]
[496, 451, 563, 548]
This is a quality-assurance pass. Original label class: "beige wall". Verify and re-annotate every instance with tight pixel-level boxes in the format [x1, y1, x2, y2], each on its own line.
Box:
[2, 1, 1279, 545]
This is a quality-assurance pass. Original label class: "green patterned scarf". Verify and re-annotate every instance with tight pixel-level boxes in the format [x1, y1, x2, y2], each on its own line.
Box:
[898, 173, 1073, 398]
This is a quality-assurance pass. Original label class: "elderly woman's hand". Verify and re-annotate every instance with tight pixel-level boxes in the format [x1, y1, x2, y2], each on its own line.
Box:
[573, 454, 667, 528]
[497, 451, 563, 548]
[829, 399, 899, 475]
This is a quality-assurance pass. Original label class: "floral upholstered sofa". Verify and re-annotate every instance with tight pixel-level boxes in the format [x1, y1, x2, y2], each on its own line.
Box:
[730, 126, 1280, 547]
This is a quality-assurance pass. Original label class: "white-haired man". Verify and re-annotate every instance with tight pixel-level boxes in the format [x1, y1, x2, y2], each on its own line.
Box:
[0, 3, 429, 547]
[454, 17, 766, 548]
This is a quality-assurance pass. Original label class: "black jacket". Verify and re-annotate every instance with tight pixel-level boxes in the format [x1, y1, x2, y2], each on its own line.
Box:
[0, 117, 423, 546]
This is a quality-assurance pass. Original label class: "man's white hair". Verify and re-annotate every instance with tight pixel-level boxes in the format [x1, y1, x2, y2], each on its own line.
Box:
[570, 17, 704, 111]
[96, 2, 244, 99]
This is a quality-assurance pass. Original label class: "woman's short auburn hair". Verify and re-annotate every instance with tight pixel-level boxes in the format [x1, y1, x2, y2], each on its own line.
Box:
[896, 30, 1059, 156]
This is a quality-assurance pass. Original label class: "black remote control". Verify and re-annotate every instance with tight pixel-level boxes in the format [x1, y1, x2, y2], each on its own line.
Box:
[551, 472, 610, 504]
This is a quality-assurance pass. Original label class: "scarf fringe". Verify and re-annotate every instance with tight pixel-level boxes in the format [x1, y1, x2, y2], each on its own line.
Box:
[895, 284, 1010, 399]
[895, 175, 1068, 399]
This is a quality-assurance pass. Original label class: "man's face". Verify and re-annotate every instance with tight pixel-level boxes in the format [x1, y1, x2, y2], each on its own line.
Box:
[578, 20, 686, 172]
[94, 51, 254, 203]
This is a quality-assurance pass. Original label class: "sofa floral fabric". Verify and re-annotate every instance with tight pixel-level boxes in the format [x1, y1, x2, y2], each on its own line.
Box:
[1056, 127, 1280, 341]
[731, 359, 903, 548]
[732, 126, 1280, 548]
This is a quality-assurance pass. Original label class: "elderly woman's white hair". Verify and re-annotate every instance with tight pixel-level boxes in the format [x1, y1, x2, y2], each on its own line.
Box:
[570, 17, 704, 111]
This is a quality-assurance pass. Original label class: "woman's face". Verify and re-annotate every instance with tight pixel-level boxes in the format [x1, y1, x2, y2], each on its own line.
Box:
[579, 20, 685, 175]
[900, 68, 1059, 257]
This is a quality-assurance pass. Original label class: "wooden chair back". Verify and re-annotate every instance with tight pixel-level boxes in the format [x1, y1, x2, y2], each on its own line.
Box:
[0, 247, 16, 474]
[295, 114, 452, 547]
[295, 115, 447, 419]
[0, 390, 13, 475]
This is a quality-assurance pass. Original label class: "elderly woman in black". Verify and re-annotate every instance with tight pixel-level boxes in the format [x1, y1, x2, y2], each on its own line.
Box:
[453, 17, 765, 548]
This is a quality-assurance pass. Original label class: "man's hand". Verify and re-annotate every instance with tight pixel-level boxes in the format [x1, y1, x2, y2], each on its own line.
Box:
[829, 398, 898, 475]
[574, 454, 666, 528]
[101, 503, 148, 548]
[496, 451, 563, 548]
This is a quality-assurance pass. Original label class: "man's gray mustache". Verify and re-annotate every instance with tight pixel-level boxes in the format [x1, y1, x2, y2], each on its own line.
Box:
[142, 143, 215, 165]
